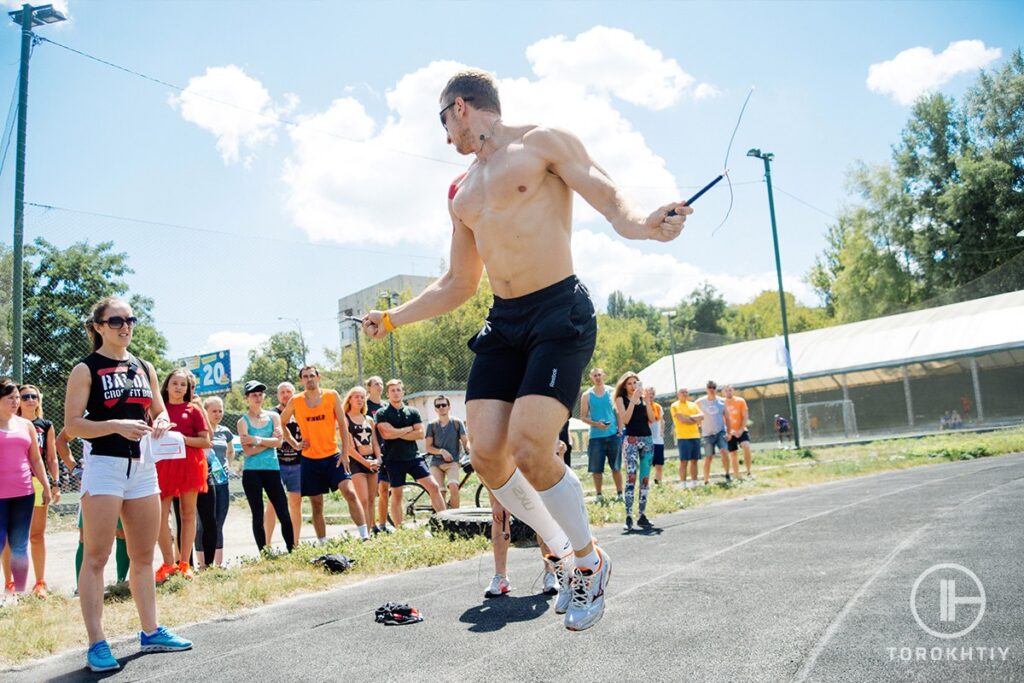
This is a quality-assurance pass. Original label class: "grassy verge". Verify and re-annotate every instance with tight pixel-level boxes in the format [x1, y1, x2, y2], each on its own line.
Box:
[3, 427, 1022, 666]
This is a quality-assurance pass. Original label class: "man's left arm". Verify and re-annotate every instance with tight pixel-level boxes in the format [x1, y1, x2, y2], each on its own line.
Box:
[401, 412, 425, 441]
[530, 127, 692, 242]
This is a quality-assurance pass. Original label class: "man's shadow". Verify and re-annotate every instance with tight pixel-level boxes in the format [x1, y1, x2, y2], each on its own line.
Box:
[459, 592, 552, 633]
[624, 525, 664, 537]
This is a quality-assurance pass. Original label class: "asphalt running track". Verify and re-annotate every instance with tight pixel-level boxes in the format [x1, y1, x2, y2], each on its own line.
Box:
[8, 453, 1023, 682]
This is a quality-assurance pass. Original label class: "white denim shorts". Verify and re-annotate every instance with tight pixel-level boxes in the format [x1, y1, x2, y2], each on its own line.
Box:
[81, 453, 160, 500]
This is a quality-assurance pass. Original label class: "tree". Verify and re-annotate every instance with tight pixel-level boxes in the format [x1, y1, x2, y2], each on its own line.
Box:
[15, 238, 170, 430]
[723, 290, 831, 340]
[0, 244, 12, 374]
[242, 331, 308, 393]
[808, 50, 1024, 320]
[591, 315, 661, 383]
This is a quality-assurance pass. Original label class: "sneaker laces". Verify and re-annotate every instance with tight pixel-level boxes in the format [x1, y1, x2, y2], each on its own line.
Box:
[570, 568, 595, 610]
[90, 640, 113, 658]
[550, 556, 571, 592]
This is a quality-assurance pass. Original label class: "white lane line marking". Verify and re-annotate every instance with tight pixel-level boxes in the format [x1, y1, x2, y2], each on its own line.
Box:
[450, 460, 1017, 677]
[790, 475, 1023, 683]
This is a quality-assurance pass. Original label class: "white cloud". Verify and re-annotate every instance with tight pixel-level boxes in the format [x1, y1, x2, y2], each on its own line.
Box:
[866, 40, 1001, 105]
[572, 229, 815, 308]
[205, 330, 269, 378]
[281, 26, 711, 246]
[693, 83, 722, 100]
[170, 65, 298, 165]
[525, 26, 697, 110]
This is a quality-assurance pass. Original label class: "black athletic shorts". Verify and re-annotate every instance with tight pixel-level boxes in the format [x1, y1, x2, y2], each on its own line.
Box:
[727, 431, 751, 452]
[466, 275, 597, 411]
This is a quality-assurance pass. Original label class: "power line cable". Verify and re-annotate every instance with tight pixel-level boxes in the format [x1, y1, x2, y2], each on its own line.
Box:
[24, 201, 446, 264]
[36, 36, 754, 189]
[36, 36, 464, 169]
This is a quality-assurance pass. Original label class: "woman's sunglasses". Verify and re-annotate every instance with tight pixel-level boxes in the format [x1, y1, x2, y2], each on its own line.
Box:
[20, 393, 39, 401]
[99, 316, 138, 329]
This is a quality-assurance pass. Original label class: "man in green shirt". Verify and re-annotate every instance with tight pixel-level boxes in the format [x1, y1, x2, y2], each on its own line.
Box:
[374, 380, 446, 526]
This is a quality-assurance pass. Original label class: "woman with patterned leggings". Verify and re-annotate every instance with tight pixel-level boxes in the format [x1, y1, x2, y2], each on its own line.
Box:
[613, 372, 655, 532]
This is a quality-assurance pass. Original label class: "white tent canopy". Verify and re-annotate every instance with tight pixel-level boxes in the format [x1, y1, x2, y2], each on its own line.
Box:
[638, 290, 1024, 399]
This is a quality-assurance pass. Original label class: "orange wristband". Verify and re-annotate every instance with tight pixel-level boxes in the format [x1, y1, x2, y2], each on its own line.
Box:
[381, 311, 396, 333]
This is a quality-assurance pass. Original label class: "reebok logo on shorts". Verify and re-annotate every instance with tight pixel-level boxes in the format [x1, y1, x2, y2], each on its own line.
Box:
[549, 368, 558, 388]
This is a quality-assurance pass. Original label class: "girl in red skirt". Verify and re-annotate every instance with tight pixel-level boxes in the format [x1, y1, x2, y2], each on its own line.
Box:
[155, 369, 211, 582]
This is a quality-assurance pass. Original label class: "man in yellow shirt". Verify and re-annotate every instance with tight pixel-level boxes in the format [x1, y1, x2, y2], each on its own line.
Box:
[670, 388, 703, 488]
[723, 385, 752, 478]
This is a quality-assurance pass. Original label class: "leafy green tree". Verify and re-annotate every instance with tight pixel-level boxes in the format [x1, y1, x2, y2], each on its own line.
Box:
[809, 51, 1024, 319]
[591, 315, 661, 383]
[242, 331, 308, 392]
[723, 290, 831, 340]
[0, 244, 12, 374]
[14, 238, 170, 429]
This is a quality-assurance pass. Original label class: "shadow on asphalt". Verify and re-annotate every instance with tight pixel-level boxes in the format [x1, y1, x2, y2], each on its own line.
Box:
[43, 651, 149, 682]
[459, 593, 552, 633]
[622, 526, 664, 536]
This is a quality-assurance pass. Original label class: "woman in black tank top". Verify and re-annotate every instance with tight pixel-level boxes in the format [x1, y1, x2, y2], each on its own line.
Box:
[343, 387, 382, 534]
[64, 296, 192, 665]
[614, 372, 657, 532]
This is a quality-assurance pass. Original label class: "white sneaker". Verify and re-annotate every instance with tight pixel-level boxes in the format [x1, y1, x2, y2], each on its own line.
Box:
[542, 570, 558, 596]
[485, 574, 510, 597]
[548, 554, 574, 614]
[565, 546, 611, 631]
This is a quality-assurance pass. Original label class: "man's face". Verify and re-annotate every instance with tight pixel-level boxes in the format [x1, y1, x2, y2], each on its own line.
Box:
[388, 383, 404, 403]
[300, 370, 319, 391]
[678, 390, 689, 402]
[723, 386, 734, 399]
[440, 96, 474, 155]
[706, 385, 717, 398]
[590, 369, 605, 386]
[278, 383, 294, 405]
[367, 379, 383, 397]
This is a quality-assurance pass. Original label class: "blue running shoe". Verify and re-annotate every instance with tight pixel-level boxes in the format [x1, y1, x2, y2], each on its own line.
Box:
[87, 640, 120, 672]
[140, 625, 192, 652]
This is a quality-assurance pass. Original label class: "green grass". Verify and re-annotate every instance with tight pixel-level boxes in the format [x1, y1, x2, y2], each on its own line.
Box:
[2, 427, 1021, 666]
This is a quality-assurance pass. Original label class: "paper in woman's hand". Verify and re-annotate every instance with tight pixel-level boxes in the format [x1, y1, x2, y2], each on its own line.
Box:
[141, 431, 186, 462]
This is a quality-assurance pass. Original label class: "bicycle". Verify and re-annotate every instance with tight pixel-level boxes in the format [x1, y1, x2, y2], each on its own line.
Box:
[399, 453, 491, 522]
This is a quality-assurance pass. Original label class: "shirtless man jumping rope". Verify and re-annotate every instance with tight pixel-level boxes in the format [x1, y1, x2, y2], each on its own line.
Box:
[364, 69, 690, 631]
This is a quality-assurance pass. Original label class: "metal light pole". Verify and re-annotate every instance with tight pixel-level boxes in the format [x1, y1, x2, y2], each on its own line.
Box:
[748, 148, 800, 448]
[662, 310, 678, 394]
[277, 316, 307, 368]
[8, 3, 65, 383]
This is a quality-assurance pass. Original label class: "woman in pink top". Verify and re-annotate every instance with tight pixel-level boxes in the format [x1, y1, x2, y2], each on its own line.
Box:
[0, 378, 52, 595]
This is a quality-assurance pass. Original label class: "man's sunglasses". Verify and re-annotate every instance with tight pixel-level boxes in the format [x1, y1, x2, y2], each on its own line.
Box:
[20, 393, 39, 400]
[439, 97, 474, 129]
[434, 403, 449, 408]
[100, 316, 138, 329]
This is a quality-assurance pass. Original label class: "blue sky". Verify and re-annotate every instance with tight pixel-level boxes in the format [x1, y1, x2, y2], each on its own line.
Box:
[1, 0, 1021, 376]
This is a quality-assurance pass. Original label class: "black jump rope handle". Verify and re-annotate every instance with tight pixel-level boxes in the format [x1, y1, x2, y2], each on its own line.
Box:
[667, 174, 725, 216]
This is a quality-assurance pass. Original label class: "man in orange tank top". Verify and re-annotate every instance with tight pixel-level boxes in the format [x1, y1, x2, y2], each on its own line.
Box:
[280, 366, 369, 542]
[722, 385, 752, 479]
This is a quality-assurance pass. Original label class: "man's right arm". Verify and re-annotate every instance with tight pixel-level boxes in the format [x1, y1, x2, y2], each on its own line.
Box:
[364, 207, 484, 338]
[529, 127, 691, 243]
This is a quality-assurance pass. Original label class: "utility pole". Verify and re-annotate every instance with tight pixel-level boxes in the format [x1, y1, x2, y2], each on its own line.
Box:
[748, 148, 800, 448]
[9, 4, 65, 382]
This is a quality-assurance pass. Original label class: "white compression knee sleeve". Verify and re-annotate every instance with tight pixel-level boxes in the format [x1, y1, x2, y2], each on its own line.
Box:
[537, 465, 592, 554]
[491, 468, 571, 558]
